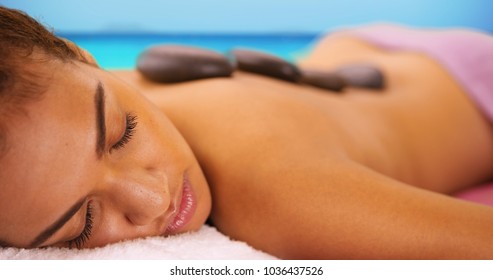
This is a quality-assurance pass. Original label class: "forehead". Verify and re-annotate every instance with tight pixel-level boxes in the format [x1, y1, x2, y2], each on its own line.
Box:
[0, 61, 99, 245]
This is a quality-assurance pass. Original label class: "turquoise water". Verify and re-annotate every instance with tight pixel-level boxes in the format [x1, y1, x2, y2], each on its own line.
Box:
[62, 33, 319, 69]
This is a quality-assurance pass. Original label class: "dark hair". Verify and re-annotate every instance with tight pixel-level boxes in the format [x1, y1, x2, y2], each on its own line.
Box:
[0, 6, 94, 155]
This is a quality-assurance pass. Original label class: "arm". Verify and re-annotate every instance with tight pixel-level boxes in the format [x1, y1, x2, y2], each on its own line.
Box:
[283, 160, 493, 259]
[218, 157, 493, 259]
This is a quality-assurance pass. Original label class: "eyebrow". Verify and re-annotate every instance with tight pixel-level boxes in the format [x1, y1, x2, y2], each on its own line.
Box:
[30, 198, 86, 248]
[95, 82, 106, 158]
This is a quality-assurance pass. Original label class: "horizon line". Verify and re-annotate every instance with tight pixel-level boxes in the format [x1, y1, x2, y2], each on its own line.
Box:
[56, 31, 324, 37]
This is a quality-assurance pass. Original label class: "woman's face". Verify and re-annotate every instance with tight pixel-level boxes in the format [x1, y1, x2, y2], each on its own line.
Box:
[0, 59, 211, 248]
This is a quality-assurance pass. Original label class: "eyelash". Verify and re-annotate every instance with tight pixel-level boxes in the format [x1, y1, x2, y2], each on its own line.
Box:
[67, 202, 94, 249]
[111, 113, 138, 151]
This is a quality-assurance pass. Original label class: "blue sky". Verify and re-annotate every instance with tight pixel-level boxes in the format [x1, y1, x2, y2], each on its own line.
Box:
[2, 0, 493, 33]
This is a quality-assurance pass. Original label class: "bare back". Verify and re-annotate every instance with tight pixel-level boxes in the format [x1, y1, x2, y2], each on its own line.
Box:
[112, 36, 493, 258]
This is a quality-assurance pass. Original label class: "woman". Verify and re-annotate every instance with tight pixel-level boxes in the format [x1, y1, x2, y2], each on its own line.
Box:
[0, 6, 492, 259]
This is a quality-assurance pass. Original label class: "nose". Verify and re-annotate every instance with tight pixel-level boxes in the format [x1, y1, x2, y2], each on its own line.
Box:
[105, 171, 171, 226]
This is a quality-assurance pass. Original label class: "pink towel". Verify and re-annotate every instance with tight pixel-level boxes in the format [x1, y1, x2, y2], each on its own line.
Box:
[344, 24, 493, 123]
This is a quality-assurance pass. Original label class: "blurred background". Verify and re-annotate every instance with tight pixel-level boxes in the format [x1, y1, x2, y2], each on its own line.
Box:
[2, 0, 492, 69]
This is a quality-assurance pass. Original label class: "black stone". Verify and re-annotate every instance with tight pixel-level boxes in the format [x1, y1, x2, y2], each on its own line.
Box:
[334, 64, 385, 89]
[230, 49, 302, 83]
[137, 45, 234, 83]
[300, 69, 346, 92]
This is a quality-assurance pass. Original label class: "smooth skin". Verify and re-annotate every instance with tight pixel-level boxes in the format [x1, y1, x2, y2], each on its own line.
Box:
[1, 34, 493, 259]
[113, 35, 493, 259]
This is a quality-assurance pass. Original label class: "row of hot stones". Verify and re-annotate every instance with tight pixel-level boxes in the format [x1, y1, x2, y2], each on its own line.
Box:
[137, 45, 385, 92]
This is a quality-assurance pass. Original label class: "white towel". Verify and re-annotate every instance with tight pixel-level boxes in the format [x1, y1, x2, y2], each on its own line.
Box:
[0, 225, 276, 260]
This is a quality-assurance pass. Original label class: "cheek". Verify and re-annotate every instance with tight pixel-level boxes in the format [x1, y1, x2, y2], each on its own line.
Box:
[126, 96, 194, 169]
[116, 85, 199, 171]
[141, 108, 180, 150]
[89, 208, 133, 247]
[117, 88, 212, 230]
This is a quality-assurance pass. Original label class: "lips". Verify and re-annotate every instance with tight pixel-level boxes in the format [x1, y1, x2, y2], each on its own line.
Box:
[164, 172, 197, 234]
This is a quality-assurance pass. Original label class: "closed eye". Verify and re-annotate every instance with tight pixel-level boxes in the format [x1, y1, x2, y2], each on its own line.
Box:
[67, 201, 94, 249]
[111, 113, 138, 151]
